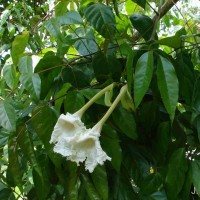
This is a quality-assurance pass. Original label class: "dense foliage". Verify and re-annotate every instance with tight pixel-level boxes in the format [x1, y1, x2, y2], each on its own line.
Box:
[0, 0, 200, 199]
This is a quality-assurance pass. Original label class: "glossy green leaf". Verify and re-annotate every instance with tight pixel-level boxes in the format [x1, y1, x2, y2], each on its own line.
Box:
[0, 10, 11, 26]
[64, 91, 85, 113]
[58, 11, 83, 25]
[91, 165, 108, 200]
[18, 56, 33, 74]
[31, 104, 62, 167]
[8, 132, 23, 192]
[101, 125, 122, 172]
[191, 160, 200, 196]
[0, 100, 16, 131]
[20, 73, 41, 102]
[0, 189, 15, 200]
[134, 51, 154, 108]
[157, 56, 179, 122]
[130, 14, 154, 41]
[2, 65, 18, 89]
[84, 3, 116, 39]
[81, 173, 101, 200]
[112, 105, 137, 139]
[11, 31, 29, 65]
[132, 0, 146, 9]
[165, 148, 188, 200]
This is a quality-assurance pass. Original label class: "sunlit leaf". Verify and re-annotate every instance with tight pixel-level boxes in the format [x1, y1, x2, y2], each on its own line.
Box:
[11, 31, 29, 65]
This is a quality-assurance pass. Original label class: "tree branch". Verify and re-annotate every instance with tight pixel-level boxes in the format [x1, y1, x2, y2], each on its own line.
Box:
[132, 0, 180, 41]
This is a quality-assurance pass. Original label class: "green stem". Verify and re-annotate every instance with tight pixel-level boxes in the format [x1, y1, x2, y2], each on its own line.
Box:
[93, 84, 127, 132]
[75, 83, 115, 118]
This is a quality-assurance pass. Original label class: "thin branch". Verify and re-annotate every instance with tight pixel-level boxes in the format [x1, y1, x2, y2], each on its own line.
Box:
[132, 0, 180, 41]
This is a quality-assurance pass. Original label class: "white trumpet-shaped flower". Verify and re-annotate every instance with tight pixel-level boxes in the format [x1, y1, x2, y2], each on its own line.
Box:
[50, 113, 111, 173]
[50, 84, 128, 172]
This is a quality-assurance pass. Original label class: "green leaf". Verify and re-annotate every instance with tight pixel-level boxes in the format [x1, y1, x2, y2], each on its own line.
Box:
[101, 125, 122, 172]
[17, 125, 42, 177]
[92, 51, 122, 82]
[34, 51, 62, 99]
[134, 51, 154, 108]
[91, 165, 108, 200]
[112, 105, 137, 139]
[31, 104, 62, 167]
[165, 148, 188, 200]
[8, 132, 23, 192]
[80, 88, 105, 106]
[0, 129, 9, 147]
[119, 43, 135, 93]
[0, 100, 16, 131]
[2, 65, 18, 89]
[58, 11, 83, 25]
[81, 173, 101, 200]
[55, 83, 71, 111]
[11, 31, 29, 65]
[191, 160, 200, 196]
[84, 3, 116, 39]
[132, 0, 146, 9]
[55, 0, 68, 16]
[18, 56, 33, 74]
[159, 36, 182, 49]
[20, 73, 41, 102]
[156, 56, 179, 122]
[130, 14, 154, 41]
[45, 18, 65, 42]
[64, 91, 85, 113]
[0, 189, 15, 200]
[62, 63, 94, 88]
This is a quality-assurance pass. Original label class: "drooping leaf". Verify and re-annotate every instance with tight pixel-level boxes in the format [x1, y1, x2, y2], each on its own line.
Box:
[20, 73, 41, 103]
[112, 105, 137, 139]
[132, 0, 146, 9]
[91, 165, 108, 200]
[130, 14, 154, 41]
[165, 148, 188, 200]
[81, 173, 101, 200]
[31, 104, 62, 167]
[134, 51, 154, 108]
[84, 3, 116, 39]
[2, 65, 18, 89]
[0, 100, 16, 131]
[58, 11, 83, 25]
[11, 31, 29, 65]
[156, 56, 179, 122]
[101, 125, 122, 172]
